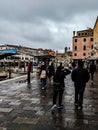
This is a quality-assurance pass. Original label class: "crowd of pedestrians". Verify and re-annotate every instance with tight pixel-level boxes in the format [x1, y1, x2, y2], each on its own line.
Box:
[38, 59, 97, 112]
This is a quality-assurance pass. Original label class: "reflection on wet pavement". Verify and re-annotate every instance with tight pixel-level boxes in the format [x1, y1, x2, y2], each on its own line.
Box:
[0, 73, 98, 130]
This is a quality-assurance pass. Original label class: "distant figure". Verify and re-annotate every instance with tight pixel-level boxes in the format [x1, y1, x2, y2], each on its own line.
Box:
[27, 60, 31, 84]
[57, 62, 64, 71]
[51, 62, 71, 111]
[48, 62, 55, 82]
[71, 60, 90, 110]
[39, 62, 47, 90]
[89, 61, 96, 81]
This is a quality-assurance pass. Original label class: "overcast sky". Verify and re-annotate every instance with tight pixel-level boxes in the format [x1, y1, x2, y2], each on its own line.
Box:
[0, 0, 98, 52]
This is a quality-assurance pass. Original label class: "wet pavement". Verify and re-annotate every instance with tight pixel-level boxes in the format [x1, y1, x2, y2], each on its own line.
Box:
[0, 72, 98, 130]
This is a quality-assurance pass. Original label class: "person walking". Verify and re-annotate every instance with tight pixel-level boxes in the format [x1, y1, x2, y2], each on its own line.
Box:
[89, 61, 96, 81]
[47, 62, 55, 82]
[51, 63, 71, 111]
[39, 62, 47, 90]
[71, 60, 90, 110]
[27, 60, 31, 84]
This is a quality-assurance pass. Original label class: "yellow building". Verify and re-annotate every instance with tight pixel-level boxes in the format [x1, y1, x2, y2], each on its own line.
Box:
[94, 16, 98, 48]
[93, 16, 98, 57]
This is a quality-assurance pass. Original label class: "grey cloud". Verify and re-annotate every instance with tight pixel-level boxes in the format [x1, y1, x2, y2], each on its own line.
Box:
[0, 0, 98, 22]
[0, 0, 98, 51]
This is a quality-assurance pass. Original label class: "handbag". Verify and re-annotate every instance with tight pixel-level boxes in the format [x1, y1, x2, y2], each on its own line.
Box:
[40, 70, 46, 78]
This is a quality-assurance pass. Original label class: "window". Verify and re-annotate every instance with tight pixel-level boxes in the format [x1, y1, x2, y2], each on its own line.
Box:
[90, 38, 93, 42]
[91, 52, 93, 56]
[83, 45, 86, 50]
[89, 32, 93, 35]
[75, 39, 77, 42]
[74, 53, 77, 56]
[83, 38, 86, 42]
[25, 58, 28, 60]
[74, 46, 77, 51]
[78, 33, 80, 36]
[91, 45, 93, 49]
[83, 53, 86, 56]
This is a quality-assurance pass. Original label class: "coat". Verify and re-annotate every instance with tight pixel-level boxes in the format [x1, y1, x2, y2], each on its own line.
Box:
[53, 68, 71, 90]
[71, 67, 90, 87]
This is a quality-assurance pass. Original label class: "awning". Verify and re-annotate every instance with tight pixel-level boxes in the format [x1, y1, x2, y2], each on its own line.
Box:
[0, 49, 17, 59]
[87, 57, 98, 60]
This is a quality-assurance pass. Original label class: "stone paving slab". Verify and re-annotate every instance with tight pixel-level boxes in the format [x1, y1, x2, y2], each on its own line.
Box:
[0, 108, 13, 113]
[13, 117, 39, 125]
[0, 127, 7, 130]
[0, 73, 98, 130]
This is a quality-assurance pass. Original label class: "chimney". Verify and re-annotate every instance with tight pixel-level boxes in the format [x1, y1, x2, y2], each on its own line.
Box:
[73, 31, 75, 36]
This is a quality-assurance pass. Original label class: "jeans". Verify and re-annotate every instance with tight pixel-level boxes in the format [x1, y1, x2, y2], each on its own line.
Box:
[41, 78, 46, 88]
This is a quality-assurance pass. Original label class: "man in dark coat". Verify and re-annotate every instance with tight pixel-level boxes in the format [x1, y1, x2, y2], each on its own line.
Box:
[51, 63, 71, 110]
[71, 60, 90, 110]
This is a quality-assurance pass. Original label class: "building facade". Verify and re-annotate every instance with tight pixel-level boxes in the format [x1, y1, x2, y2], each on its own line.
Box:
[72, 28, 94, 60]
[93, 17, 98, 58]
[0, 44, 56, 67]
[72, 16, 98, 60]
[94, 17, 98, 49]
